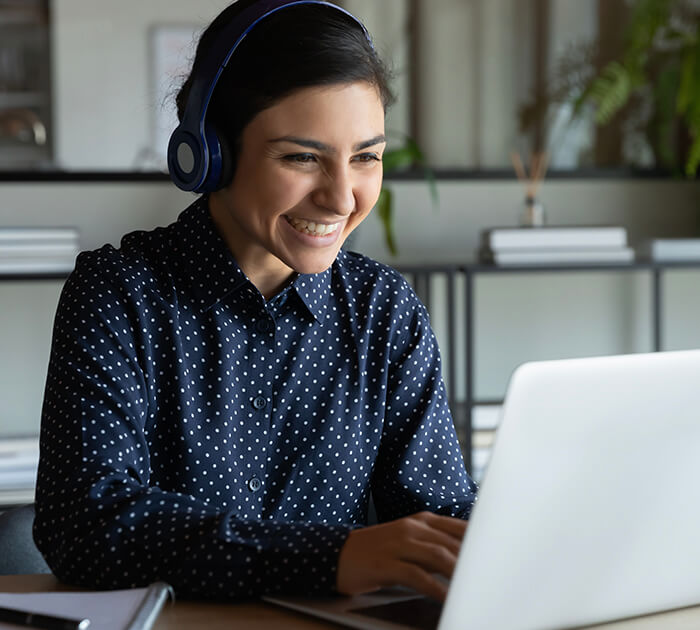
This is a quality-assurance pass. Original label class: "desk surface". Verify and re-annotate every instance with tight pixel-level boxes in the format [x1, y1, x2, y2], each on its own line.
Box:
[2, 575, 700, 629]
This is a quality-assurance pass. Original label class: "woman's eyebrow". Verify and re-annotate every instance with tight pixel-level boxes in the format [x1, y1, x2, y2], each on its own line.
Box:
[354, 135, 386, 151]
[268, 135, 386, 153]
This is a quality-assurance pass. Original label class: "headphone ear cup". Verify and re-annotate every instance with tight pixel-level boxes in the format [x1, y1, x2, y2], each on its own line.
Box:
[197, 123, 221, 193]
[199, 123, 234, 192]
[216, 131, 235, 190]
[167, 126, 205, 192]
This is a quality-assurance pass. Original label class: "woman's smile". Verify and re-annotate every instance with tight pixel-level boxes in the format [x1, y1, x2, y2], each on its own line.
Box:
[282, 214, 345, 247]
[285, 216, 341, 237]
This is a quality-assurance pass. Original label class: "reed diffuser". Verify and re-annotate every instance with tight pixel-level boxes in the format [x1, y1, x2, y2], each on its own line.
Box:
[510, 150, 549, 227]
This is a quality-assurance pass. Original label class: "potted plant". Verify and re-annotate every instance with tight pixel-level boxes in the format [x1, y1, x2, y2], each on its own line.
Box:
[376, 133, 438, 256]
[519, 0, 699, 177]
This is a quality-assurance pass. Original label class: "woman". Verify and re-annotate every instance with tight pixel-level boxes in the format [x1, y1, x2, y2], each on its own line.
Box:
[34, 0, 477, 602]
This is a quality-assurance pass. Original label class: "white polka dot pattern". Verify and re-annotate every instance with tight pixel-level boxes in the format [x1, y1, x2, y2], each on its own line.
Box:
[33, 197, 476, 598]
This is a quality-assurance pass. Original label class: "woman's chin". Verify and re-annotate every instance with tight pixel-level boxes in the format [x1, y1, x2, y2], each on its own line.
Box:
[288, 254, 338, 276]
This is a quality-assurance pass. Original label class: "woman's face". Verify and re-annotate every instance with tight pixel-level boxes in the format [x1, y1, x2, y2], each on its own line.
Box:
[209, 81, 386, 294]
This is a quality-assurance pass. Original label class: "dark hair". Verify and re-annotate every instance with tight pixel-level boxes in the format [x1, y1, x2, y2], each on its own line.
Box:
[175, 0, 394, 183]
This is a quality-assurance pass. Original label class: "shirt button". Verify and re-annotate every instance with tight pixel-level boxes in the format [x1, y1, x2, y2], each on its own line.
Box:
[252, 396, 267, 410]
[248, 477, 262, 492]
[256, 319, 271, 333]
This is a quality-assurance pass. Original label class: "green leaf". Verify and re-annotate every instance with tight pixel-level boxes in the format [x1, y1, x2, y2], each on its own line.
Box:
[375, 188, 397, 256]
[677, 41, 698, 115]
[680, 38, 700, 176]
[424, 166, 439, 209]
[402, 136, 426, 162]
[589, 62, 634, 124]
[378, 131, 439, 254]
[625, 0, 673, 54]
[387, 135, 439, 210]
[382, 140, 424, 172]
[653, 64, 681, 169]
[685, 132, 700, 177]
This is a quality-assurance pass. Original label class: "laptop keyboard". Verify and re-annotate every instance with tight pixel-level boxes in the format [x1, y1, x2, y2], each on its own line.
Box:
[351, 596, 443, 630]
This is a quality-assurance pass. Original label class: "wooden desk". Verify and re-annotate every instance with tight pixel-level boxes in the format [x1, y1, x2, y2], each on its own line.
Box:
[2, 575, 700, 629]
[0, 575, 331, 629]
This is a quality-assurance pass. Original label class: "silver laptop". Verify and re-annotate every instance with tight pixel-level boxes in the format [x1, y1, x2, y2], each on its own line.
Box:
[265, 349, 700, 629]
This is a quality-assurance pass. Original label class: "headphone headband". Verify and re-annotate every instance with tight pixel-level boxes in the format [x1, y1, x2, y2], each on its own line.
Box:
[168, 0, 373, 193]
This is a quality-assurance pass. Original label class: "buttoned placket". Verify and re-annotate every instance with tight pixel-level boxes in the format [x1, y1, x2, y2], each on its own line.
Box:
[245, 298, 279, 512]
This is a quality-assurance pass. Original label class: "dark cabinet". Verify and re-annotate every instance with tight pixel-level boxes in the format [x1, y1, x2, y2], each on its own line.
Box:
[0, 0, 51, 168]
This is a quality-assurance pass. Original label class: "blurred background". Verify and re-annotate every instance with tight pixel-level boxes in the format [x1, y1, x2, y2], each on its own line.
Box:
[0, 1, 699, 496]
[2, 0, 698, 173]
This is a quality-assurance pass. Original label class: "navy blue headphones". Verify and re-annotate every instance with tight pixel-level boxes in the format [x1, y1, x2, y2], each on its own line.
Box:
[167, 0, 372, 193]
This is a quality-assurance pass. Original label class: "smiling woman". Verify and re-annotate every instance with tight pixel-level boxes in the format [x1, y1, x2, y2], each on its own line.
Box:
[209, 83, 386, 297]
[33, 0, 477, 604]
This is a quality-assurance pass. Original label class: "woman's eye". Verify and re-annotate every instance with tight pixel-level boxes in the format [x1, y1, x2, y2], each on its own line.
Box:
[284, 153, 317, 164]
[353, 153, 381, 163]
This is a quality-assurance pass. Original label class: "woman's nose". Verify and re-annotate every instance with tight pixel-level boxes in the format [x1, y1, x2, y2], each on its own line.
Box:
[312, 167, 356, 216]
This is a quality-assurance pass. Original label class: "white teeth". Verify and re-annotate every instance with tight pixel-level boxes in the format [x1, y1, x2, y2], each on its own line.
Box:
[289, 217, 339, 237]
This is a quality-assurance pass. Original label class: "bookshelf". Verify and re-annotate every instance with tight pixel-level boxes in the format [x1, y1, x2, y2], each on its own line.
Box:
[2, 259, 700, 502]
[397, 259, 700, 480]
[0, 269, 67, 509]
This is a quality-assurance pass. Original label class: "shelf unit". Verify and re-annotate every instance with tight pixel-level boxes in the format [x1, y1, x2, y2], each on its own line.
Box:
[396, 260, 700, 476]
[4, 259, 700, 491]
[0, 265, 63, 508]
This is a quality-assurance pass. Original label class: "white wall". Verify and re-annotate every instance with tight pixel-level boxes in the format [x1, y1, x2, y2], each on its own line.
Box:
[50, 0, 549, 170]
[342, 0, 410, 146]
[1, 177, 699, 436]
[51, 0, 231, 170]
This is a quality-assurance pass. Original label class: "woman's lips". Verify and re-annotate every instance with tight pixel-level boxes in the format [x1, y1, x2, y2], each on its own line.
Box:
[286, 216, 340, 237]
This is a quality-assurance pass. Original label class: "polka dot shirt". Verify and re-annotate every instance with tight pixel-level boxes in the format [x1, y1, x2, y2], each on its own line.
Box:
[34, 197, 477, 599]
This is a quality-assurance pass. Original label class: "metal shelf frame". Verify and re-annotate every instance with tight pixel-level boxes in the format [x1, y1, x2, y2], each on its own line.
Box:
[7, 259, 700, 472]
[397, 260, 700, 471]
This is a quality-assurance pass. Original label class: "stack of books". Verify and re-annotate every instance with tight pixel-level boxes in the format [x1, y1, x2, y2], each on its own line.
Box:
[638, 239, 700, 262]
[479, 226, 635, 265]
[0, 436, 39, 506]
[0, 227, 80, 274]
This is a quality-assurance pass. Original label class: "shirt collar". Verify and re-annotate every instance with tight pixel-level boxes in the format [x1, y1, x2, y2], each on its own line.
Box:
[170, 197, 248, 312]
[289, 265, 331, 322]
[170, 197, 333, 320]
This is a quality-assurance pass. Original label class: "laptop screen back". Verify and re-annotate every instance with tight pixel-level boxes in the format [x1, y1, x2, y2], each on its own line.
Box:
[439, 350, 700, 630]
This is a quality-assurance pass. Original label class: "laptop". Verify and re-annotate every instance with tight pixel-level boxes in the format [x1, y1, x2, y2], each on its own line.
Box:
[265, 349, 700, 629]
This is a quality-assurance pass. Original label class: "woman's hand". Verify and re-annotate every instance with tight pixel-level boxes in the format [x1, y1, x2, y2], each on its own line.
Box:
[336, 511, 467, 602]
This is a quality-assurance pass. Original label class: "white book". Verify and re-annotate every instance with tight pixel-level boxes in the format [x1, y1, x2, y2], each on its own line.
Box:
[0, 437, 39, 454]
[0, 257, 76, 274]
[638, 239, 700, 262]
[0, 467, 38, 490]
[471, 447, 492, 483]
[483, 226, 628, 250]
[472, 404, 502, 431]
[0, 250, 79, 262]
[0, 487, 35, 505]
[0, 227, 79, 244]
[472, 429, 496, 449]
[0, 451, 39, 472]
[483, 247, 635, 266]
[0, 242, 79, 256]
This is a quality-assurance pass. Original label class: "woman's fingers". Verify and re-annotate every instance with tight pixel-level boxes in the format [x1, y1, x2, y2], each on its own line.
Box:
[399, 540, 458, 580]
[405, 517, 463, 557]
[389, 562, 449, 602]
[415, 511, 468, 541]
[336, 512, 469, 601]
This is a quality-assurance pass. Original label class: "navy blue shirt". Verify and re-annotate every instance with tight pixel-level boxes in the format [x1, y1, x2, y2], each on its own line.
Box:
[34, 197, 476, 599]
